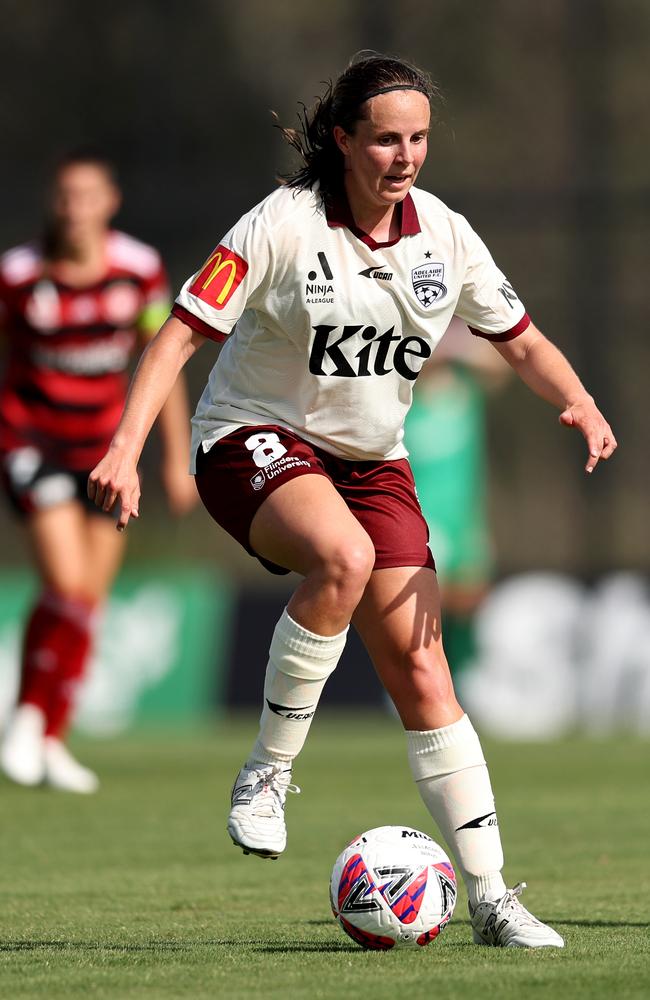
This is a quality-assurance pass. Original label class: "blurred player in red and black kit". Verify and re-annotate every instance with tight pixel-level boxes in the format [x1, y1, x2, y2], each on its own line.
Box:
[0, 150, 197, 792]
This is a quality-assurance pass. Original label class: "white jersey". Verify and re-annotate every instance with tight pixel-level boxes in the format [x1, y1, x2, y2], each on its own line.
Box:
[173, 185, 529, 468]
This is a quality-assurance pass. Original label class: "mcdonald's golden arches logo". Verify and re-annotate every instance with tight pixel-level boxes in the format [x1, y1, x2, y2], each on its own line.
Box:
[189, 244, 249, 309]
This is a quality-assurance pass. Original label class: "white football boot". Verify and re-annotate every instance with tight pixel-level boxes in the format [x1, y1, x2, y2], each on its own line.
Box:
[469, 882, 564, 948]
[1, 704, 46, 786]
[43, 737, 99, 794]
[228, 762, 300, 859]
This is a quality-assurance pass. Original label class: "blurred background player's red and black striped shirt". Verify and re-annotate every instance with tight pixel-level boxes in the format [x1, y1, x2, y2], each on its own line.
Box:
[0, 232, 170, 470]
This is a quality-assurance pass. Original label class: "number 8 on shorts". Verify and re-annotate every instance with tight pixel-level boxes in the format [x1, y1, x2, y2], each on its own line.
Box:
[245, 432, 288, 469]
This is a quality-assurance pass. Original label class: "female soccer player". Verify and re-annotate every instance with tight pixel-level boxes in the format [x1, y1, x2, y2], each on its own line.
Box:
[0, 150, 196, 793]
[88, 56, 616, 944]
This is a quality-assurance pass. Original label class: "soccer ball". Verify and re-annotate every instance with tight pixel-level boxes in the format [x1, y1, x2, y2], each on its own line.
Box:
[330, 826, 456, 950]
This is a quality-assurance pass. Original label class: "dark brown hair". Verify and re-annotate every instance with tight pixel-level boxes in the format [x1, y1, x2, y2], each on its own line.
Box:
[52, 146, 119, 186]
[276, 53, 441, 200]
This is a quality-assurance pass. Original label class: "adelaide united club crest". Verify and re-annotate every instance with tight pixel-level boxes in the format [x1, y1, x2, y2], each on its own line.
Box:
[411, 259, 447, 309]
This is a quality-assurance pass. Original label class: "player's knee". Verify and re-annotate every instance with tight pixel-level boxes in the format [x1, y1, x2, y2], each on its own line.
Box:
[43, 575, 86, 604]
[321, 534, 375, 602]
[339, 536, 375, 592]
[77, 584, 106, 605]
[54, 579, 102, 605]
[38, 586, 100, 629]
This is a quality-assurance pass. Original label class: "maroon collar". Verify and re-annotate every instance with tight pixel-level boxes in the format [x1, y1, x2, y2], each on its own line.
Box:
[325, 187, 421, 251]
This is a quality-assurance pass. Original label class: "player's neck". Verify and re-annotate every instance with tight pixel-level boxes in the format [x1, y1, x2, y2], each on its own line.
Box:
[48, 232, 108, 285]
[343, 177, 400, 243]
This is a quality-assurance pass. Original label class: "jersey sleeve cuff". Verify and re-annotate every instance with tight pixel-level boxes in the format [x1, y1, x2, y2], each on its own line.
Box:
[171, 303, 228, 343]
[468, 312, 531, 342]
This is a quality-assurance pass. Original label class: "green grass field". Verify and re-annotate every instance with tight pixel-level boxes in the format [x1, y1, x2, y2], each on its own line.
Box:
[0, 714, 648, 999]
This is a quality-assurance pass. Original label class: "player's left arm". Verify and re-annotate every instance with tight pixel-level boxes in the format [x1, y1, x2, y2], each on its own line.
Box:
[136, 264, 199, 516]
[155, 373, 199, 516]
[493, 321, 617, 473]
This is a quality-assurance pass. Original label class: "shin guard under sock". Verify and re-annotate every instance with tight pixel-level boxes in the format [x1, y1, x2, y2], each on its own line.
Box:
[250, 608, 348, 766]
[19, 590, 98, 740]
[407, 714, 507, 906]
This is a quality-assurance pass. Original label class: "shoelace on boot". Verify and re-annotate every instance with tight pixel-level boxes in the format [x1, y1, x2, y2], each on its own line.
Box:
[494, 882, 541, 926]
[249, 765, 301, 817]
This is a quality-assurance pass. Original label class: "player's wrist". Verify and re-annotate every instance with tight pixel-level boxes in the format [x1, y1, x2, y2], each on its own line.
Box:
[564, 390, 594, 410]
[108, 433, 142, 463]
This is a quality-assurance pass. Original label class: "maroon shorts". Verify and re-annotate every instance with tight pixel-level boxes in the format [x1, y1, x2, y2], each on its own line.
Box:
[194, 425, 435, 575]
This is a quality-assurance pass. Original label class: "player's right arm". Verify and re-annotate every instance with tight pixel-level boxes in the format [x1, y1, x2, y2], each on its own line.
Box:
[87, 315, 205, 531]
[91, 205, 273, 529]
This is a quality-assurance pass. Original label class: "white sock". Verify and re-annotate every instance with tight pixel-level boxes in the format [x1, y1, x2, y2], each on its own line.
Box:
[407, 714, 507, 907]
[249, 608, 348, 767]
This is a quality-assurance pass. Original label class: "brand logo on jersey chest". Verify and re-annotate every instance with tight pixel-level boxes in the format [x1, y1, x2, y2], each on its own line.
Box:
[305, 251, 334, 303]
[412, 261, 447, 308]
[102, 282, 141, 325]
[309, 324, 431, 381]
[358, 266, 393, 281]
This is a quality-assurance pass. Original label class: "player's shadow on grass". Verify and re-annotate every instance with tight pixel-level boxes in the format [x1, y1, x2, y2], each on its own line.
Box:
[553, 920, 650, 928]
[0, 938, 359, 954]
[0, 940, 240, 953]
[256, 943, 360, 953]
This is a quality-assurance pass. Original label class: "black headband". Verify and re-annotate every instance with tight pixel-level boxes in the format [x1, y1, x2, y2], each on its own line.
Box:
[361, 84, 430, 102]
